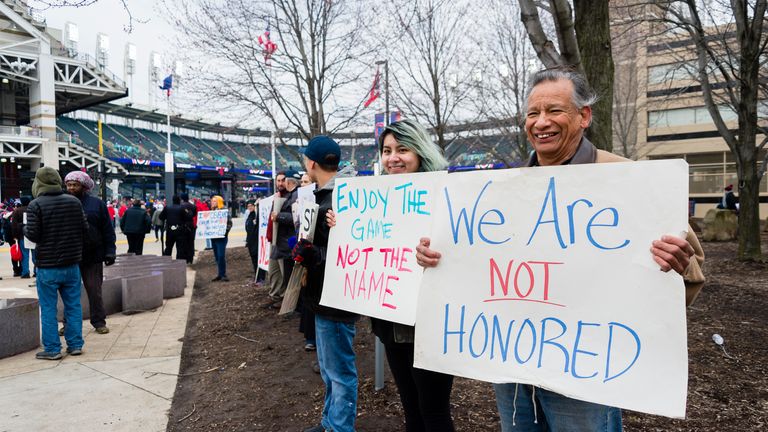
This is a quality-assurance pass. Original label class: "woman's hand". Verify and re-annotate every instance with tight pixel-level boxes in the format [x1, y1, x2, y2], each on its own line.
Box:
[415, 237, 441, 268]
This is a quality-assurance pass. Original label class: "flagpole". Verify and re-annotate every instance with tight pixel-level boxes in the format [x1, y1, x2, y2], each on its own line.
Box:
[164, 90, 174, 199]
[372, 59, 388, 392]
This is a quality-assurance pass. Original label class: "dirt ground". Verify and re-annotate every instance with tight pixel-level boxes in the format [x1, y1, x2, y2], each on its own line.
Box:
[167, 234, 768, 432]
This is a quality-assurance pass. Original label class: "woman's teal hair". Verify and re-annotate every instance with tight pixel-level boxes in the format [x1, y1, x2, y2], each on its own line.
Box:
[378, 119, 449, 173]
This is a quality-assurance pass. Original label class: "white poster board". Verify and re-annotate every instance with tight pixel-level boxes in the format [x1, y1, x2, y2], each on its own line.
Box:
[195, 210, 228, 239]
[413, 160, 690, 418]
[297, 183, 318, 240]
[321, 171, 445, 325]
[257, 196, 273, 271]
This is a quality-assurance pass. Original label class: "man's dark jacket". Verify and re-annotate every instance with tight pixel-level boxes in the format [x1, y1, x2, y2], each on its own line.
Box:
[245, 209, 259, 255]
[79, 194, 117, 264]
[182, 201, 197, 229]
[10, 205, 26, 240]
[270, 187, 298, 259]
[121, 204, 152, 234]
[159, 204, 191, 229]
[301, 177, 358, 323]
[24, 191, 88, 268]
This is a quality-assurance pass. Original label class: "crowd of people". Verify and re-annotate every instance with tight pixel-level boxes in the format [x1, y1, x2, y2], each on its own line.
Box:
[12, 67, 708, 431]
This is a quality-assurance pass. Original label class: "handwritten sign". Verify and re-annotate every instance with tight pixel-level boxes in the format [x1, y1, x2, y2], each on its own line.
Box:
[412, 160, 690, 418]
[195, 210, 229, 239]
[257, 196, 273, 270]
[321, 171, 445, 325]
[297, 183, 318, 240]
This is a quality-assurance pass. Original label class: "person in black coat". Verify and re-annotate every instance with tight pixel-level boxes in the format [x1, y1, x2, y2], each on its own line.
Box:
[180, 193, 198, 264]
[64, 171, 116, 334]
[159, 195, 192, 260]
[120, 199, 152, 255]
[25, 167, 89, 359]
[245, 200, 260, 275]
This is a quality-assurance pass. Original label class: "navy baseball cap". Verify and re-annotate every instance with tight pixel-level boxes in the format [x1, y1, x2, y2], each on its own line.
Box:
[284, 169, 301, 180]
[304, 135, 340, 166]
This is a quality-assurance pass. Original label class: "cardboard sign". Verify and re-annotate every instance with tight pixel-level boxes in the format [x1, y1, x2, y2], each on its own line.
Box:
[297, 184, 318, 240]
[195, 210, 229, 239]
[257, 196, 273, 270]
[412, 160, 690, 418]
[321, 171, 445, 325]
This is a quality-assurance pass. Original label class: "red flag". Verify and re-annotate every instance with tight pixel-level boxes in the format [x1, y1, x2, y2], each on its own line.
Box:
[363, 68, 381, 108]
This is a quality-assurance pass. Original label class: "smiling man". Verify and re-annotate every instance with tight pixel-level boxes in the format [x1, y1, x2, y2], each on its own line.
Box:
[416, 66, 706, 431]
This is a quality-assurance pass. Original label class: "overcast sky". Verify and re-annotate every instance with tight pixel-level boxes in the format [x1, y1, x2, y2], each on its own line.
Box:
[35, 0, 178, 110]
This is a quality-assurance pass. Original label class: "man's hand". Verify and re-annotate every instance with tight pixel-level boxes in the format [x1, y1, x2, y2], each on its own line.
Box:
[293, 239, 320, 268]
[104, 255, 116, 266]
[271, 211, 278, 220]
[415, 237, 441, 268]
[651, 235, 694, 275]
[326, 209, 337, 228]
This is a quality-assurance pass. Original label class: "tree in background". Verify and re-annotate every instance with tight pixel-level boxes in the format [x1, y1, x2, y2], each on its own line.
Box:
[518, 0, 614, 152]
[167, 0, 372, 162]
[649, 0, 767, 260]
[376, 0, 477, 150]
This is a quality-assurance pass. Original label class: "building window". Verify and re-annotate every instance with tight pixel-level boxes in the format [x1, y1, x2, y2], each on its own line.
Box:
[648, 104, 738, 128]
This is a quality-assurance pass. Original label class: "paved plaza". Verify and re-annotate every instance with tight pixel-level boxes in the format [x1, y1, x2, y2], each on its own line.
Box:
[0, 219, 246, 431]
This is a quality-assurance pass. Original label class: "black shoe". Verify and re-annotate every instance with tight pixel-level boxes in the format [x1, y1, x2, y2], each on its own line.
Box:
[66, 347, 83, 356]
[58, 327, 65, 336]
[303, 425, 325, 432]
[220, 276, 229, 282]
[211, 276, 222, 282]
[20, 274, 31, 279]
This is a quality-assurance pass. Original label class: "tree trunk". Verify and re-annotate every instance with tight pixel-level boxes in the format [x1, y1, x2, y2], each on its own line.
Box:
[737, 153, 762, 260]
[573, 0, 613, 152]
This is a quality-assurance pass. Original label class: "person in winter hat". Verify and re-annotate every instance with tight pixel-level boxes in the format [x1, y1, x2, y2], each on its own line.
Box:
[25, 167, 89, 360]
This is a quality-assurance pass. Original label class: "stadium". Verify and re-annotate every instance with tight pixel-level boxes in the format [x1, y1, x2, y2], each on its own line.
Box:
[0, 0, 524, 206]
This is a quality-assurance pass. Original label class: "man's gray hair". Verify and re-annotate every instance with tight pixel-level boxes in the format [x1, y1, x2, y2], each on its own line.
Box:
[525, 66, 598, 109]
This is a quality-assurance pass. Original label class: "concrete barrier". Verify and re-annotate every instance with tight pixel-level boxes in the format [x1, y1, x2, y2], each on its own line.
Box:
[0, 298, 40, 359]
[56, 284, 89, 321]
[121, 272, 164, 314]
[145, 260, 187, 298]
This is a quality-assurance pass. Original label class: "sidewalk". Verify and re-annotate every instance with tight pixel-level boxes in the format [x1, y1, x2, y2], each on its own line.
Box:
[0, 235, 197, 431]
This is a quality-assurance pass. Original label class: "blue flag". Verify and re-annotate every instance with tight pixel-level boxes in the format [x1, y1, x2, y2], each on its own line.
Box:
[159, 74, 173, 91]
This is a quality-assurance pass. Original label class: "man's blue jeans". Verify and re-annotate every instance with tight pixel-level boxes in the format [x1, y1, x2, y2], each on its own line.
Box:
[36, 265, 83, 353]
[19, 238, 30, 277]
[211, 237, 228, 278]
[315, 315, 357, 432]
[494, 383, 622, 432]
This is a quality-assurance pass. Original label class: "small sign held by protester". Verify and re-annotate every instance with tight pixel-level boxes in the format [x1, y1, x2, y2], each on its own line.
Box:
[195, 210, 229, 239]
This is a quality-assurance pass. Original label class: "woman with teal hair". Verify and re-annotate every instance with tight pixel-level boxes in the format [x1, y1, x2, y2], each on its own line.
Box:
[329, 118, 454, 431]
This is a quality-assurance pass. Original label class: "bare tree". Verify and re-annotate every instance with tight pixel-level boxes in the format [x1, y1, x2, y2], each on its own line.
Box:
[518, 0, 615, 152]
[647, 0, 767, 260]
[465, 0, 538, 166]
[29, 0, 144, 32]
[166, 0, 372, 162]
[378, 0, 477, 150]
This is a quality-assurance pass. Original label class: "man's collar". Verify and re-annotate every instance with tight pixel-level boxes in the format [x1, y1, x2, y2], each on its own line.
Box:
[527, 137, 597, 167]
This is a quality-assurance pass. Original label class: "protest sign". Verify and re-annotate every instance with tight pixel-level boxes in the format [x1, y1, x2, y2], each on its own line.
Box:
[257, 196, 273, 271]
[321, 171, 445, 325]
[296, 184, 317, 240]
[195, 210, 229, 239]
[413, 159, 690, 418]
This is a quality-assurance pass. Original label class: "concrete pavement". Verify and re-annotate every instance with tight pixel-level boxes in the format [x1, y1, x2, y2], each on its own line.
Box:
[0, 217, 247, 431]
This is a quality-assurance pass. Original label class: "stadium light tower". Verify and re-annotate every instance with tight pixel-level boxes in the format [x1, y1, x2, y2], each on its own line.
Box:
[125, 43, 137, 103]
[96, 33, 110, 70]
[64, 22, 78, 57]
[149, 51, 162, 108]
